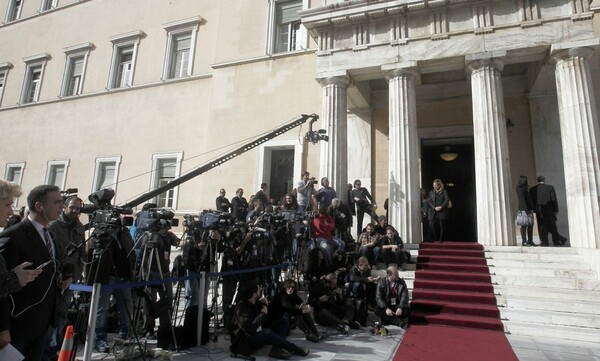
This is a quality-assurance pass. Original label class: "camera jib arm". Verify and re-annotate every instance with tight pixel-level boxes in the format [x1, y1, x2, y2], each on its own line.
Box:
[120, 113, 325, 210]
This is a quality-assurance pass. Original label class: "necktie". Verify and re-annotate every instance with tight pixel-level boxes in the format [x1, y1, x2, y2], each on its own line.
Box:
[43, 227, 54, 258]
[391, 283, 397, 298]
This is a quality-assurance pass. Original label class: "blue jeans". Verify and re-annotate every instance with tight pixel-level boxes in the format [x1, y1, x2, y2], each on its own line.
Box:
[95, 276, 133, 344]
[185, 270, 199, 309]
[248, 317, 299, 354]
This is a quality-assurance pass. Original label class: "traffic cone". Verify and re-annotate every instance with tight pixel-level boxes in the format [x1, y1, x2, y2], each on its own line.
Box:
[58, 325, 74, 361]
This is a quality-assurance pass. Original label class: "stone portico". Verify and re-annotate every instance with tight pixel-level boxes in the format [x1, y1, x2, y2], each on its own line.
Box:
[301, 0, 600, 249]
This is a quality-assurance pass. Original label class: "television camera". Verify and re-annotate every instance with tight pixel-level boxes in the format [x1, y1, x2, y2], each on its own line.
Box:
[139, 208, 179, 232]
[84, 188, 133, 241]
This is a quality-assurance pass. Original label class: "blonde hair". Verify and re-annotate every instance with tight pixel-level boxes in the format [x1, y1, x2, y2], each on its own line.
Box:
[0, 179, 22, 200]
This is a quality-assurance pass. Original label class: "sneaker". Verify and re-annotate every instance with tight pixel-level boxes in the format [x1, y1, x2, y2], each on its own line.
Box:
[269, 346, 291, 360]
[305, 332, 320, 343]
[145, 331, 156, 340]
[95, 340, 110, 353]
[293, 347, 310, 356]
[336, 324, 350, 334]
[348, 320, 361, 330]
[119, 331, 128, 340]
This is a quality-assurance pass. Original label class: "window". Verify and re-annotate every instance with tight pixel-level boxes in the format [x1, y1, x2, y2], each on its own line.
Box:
[60, 43, 93, 97]
[150, 153, 182, 208]
[92, 156, 121, 192]
[107, 30, 144, 89]
[20, 53, 50, 104]
[45, 160, 69, 189]
[5, 0, 23, 22]
[162, 17, 202, 80]
[4, 162, 25, 185]
[4, 162, 25, 206]
[40, 0, 57, 12]
[272, 0, 303, 53]
[0, 62, 12, 107]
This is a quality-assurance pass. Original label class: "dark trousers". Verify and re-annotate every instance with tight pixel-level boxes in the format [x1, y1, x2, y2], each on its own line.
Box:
[429, 217, 446, 242]
[382, 249, 405, 268]
[374, 306, 410, 326]
[12, 330, 48, 361]
[538, 211, 565, 246]
[356, 207, 378, 237]
[248, 317, 301, 354]
[314, 302, 356, 327]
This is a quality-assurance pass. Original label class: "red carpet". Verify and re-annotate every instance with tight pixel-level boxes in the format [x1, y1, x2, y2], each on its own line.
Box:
[393, 242, 518, 360]
[393, 324, 519, 361]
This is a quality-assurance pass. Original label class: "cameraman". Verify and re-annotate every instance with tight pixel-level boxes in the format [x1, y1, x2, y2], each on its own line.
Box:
[87, 217, 136, 353]
[307, 273, 360, 334]
[296, 171, 317, 214]
[140, 219, 180, 339]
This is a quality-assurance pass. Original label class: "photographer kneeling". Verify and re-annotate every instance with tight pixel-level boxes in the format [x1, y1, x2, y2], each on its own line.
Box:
[230, 280, 309, 360]
[308, 273, 360, 334]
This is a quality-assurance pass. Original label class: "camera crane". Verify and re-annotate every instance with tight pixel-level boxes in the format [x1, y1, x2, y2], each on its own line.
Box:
[119, 113, 324, 210]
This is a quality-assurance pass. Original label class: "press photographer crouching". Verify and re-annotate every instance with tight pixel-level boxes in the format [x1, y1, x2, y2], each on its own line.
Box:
[83, 189, 136, 353]
[308, 273, 360, 334]
[136, 208, 180, 340]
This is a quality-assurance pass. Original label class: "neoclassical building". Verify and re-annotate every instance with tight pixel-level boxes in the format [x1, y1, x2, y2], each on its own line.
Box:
[0, 1, 599, 261]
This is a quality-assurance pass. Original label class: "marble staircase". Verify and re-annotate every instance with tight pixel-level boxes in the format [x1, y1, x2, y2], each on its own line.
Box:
[485, 246, 600, 343]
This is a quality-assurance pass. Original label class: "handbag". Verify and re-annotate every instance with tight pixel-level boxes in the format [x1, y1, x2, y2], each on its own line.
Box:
[516, 210, 532, 226]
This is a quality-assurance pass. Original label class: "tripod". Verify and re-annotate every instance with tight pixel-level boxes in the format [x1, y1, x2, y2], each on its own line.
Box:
[135, 231, 179, 350]
[76, 231, 146, 361]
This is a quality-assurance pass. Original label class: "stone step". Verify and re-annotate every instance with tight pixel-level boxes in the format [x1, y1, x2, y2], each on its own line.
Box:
[487, 258, 591, 270]
[490, 267, 598, 279]
[496, 294, 600, 315]
[504, 320, 600, 343]
[500, 308, 600, 328]
[491, 274, 600, 290]
[494, 285, 600, 303]
[485, 246, 579, 255]
[486, 252, 583, 262]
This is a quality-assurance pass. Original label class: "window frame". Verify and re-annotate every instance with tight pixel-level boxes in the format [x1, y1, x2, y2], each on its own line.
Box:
[45, 159, 70, 190]
[268, 0, 307, 54]
[161, 16, 202, 81]
[0, 62, 13, 107]
[91, 156, 121, 193]
[107, 30, 144, 90]
[4, 162, 25, 207]
[150, 152, 182, 209]
[5, 0, 23, 22]
[20, 53, 50, 105]
[40, 0, 58, 12]
[60, 43, 93, 98]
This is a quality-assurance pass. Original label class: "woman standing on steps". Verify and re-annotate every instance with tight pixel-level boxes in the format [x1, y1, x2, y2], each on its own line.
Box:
[516, 175, 535, 246]
[427, 179, 450, 243]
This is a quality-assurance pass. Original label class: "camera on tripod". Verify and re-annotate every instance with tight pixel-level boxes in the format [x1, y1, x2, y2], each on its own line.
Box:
[140, 208, 179, 232]
[200, 210, 232, 230]
[85, 189, 134, 239]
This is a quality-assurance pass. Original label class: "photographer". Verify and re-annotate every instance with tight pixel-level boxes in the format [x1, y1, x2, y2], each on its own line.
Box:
[375, 266, 410, 329]
[139, 216, 180, 339]
[328, 198, 353, 242]
[296, 171, 317, 214]
[307, 273, 360, 334]
[87, 215, 136, 353]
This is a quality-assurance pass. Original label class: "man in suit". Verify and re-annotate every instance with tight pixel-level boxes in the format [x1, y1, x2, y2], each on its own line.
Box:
[530, 175, 567, 247]
[0, 185, 70, 361]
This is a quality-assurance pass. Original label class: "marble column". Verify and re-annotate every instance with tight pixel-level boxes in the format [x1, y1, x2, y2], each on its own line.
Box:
[383, 63, 421, 244]
[318, 73, 349, 203]
[551, 44, 600, 249]
[466, 54, 514, 246]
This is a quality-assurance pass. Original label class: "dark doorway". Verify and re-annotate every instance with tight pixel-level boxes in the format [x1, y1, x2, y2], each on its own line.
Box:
[269, 149, 295, 204]
[421, 139, 477, 242]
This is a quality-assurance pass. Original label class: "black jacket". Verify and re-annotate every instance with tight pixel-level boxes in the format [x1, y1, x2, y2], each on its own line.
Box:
[375, 276, 409, 312]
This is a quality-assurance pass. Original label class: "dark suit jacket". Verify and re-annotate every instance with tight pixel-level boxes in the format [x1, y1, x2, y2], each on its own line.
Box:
[530, 183, 559, 215]
[0, 218, 63, 339]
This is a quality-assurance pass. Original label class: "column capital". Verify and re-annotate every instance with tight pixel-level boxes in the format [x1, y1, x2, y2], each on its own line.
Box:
[382, 61, 420, 82]
[317, 70, 349, 87]
[550, 38, 599, 62]
[465, 51, 506, 74]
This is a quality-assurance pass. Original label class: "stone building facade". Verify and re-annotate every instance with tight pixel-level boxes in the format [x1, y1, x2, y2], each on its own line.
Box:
[0, 1, 599, 262]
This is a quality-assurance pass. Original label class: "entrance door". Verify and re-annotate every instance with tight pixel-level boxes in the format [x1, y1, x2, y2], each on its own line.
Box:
[421, 139, 477, 242]
[269, 149, 295, 204]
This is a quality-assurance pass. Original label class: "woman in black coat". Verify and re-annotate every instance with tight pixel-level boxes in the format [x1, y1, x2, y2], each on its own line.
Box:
[427, 179, 450, 242]
[516, 175, 535, 246]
